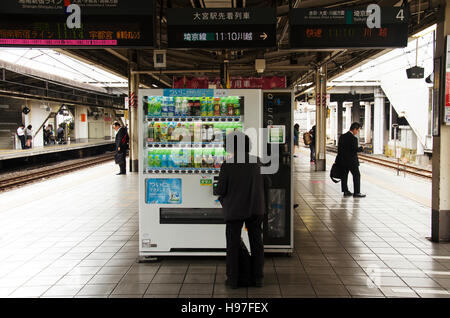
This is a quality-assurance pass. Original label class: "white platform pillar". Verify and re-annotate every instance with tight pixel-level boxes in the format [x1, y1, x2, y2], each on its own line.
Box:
[330, 104, 337, 144]
[373, 88, 385, 155]
[345, 103, 352, 131]
[364, 101, 372, 144]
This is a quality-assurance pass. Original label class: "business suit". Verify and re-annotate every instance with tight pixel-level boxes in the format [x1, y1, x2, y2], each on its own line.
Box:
[115, 126, 129, 174]
[335, 131, 363, 194]
[216, 154, 268, 286]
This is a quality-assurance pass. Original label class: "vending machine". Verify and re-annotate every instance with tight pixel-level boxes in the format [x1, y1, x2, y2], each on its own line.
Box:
[138, 88, 293, 258]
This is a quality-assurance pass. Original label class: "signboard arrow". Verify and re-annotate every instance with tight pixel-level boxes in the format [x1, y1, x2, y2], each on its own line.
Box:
[260, 32, 268, 40]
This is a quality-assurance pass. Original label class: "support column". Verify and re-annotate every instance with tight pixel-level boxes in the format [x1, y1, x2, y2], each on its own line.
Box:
[337, 100, 343, 145]
[432, 0, 450, 242]
[345, 103, 352, 131]
[373, 88, 385, 155]
[330, 104, 337, 145]
[315, 66, 327, 171]
[389, 103, 393, 141]
[128, 50, 139, 173]
[352, 99, 361, 124]
[364, 102, 372, 144]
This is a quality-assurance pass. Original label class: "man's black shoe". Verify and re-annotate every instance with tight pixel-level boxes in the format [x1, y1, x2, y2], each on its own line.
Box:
[353, 193, 366, 198]
[225, 279, 238, 289]
[343, 191, 353, 197]
[117, 172, 126, 175]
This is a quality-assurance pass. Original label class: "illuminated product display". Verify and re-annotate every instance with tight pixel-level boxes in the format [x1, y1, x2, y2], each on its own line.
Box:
[143, 95, 244, 174]
[289, 6, 409, 49]
[0, 0, 155, 47]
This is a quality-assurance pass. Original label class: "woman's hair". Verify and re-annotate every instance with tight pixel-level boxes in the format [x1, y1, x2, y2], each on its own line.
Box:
[27, 125, 32, 129]
[294, 124, 299, 130]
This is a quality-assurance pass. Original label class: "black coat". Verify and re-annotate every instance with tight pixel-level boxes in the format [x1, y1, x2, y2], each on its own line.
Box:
[115, 127, 129, 153]
[335, 131, 363, 168]
[216, 155, 269, 222]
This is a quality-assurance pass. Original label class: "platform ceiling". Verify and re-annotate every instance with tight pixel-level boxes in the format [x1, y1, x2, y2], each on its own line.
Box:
[61, 0, 441, 96]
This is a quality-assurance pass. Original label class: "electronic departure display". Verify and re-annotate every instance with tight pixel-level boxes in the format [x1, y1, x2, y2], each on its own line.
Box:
[167, 8, 276, 49]
[0, 0, 155, 48]
[289, 7, 409, 49]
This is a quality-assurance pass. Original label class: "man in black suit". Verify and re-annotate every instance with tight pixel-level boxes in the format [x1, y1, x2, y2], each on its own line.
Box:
[335, 122, 366, 198]
[309, 125, 316, 163]
[114, 122, 129, 175]
[216, 132, 269, 289]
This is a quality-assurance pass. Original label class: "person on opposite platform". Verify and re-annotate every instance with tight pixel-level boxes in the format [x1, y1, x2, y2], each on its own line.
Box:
[114, 122, 129, 175]
[335, 122, 366, 198]
[216, 131, 269, 289]
[16, 124, 26, 149]
[25, 125, 33, 149]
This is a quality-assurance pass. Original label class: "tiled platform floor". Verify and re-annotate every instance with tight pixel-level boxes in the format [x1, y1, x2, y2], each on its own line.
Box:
[0, 151, 449, 298]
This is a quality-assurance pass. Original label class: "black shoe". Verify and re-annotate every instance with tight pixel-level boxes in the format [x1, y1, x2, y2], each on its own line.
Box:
[353, 193, 366, 198]
[225, 279, 239, 289]
[117, 172, 126, 175]
[343, 191, 353, 197]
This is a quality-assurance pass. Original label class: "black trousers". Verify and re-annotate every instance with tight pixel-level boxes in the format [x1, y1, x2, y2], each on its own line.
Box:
[341, 165, 361, 194]
[310, 142, 315, 162]
[18, 135, 25, 149]
[225, 214, 264, 284]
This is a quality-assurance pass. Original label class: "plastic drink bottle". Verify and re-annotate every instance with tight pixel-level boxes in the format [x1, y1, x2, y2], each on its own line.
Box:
[200, 97, 207, 117]
[147, 122, 154, 142]
[227, 97, 234, 116]
[181, 97, 187, 116]
[152, 97, 160, 116]
[220, 97, 227, 116]
[167, 97, 175, 117]
[207, 124, 214, 142]
[161, 97, 168, 117]
[207, 98, 214, 117]
[214, 98, 221, 116]
[174, 97, 181, 116]
[146, 97, 152, 116]
[233, 97, 241, 116]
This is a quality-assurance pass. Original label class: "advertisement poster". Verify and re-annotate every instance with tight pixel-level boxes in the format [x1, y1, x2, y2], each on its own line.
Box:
[268, 125, 286, 144]
[445, 36, 450, 124]
[146, 178, 182, 204]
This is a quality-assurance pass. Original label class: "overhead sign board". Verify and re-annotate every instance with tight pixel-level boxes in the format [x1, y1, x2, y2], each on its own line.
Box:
[0, 0, 155, 48]
[289, 7, 409, 49]
[167, 8, 276, 49]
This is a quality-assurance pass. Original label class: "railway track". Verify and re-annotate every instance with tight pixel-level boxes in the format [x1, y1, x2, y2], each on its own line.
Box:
[326, 146, 432, 179]
[0, 152, 116, 191]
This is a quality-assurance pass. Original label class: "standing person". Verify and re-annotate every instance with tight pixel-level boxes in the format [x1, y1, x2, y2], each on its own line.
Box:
[309, 125, 316, 163]
[16, 124, 26, 149]
[25, 125, 33, 149]
[57, 125, 65, 144]
[293, 124, 299, 157]
[335, 122, 366, 198]
[114, 122, 129, 175]
[216, 132, 268, 289]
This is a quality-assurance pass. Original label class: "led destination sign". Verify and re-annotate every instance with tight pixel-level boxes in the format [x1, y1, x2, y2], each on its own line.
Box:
[167, 8, 276, 49]
[0, 0, 155, 48]
[289, 6, 409, 49]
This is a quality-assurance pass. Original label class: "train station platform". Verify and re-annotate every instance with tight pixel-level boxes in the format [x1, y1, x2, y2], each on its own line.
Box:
[0, 152, 449, 298]
[0, 139, 115, 161]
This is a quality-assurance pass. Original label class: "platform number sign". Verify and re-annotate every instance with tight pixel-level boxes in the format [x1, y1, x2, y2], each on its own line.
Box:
[289, 6, 409, 49]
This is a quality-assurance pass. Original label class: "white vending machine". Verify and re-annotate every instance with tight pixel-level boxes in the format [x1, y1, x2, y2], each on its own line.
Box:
[138, 88, 293, 258]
